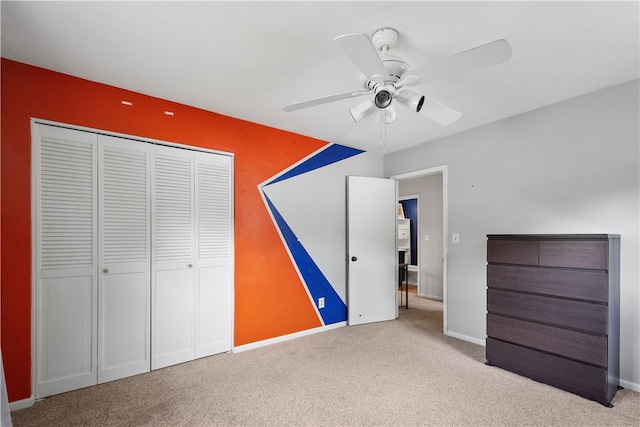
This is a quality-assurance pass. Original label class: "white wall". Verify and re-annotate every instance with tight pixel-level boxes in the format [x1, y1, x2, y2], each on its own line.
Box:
[384, 80, 640, 390]
[262, 146, 383, 317]
[399, 174, 444, 300]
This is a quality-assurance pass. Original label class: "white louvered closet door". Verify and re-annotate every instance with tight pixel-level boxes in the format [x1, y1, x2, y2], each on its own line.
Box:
[34, 124, 98, 398]
[98, 135, 151, 383]
[152, 145, 196, 370]
[34, 122, 234, 394]
[195, 152, 233, 358]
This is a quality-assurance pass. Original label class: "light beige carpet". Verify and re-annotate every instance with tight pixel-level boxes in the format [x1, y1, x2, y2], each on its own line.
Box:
[11, 294, 640, 426]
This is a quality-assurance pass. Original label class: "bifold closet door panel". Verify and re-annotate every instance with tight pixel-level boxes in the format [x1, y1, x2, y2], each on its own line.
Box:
[34, 124, 99, 398]
[98, 135, 151, 383]
[195, 152, 233, 358]
[152, 145, 196, 370]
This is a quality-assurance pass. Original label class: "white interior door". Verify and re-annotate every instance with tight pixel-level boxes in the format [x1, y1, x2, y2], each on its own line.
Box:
[98, 135, 151, 383]
[194, 152, 233, 358]
[346, 176, 397, 326]
[152, 145, 196, 370]
[34, 124, 98, 398]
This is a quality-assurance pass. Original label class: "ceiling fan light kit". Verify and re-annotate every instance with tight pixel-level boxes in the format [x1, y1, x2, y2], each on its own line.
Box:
[283, 27, 511, 146]
[374, 85, 394, 108]
[382, 104, 397, 124]
[396, 90, 425, 113]
[350, 99, 376, 123]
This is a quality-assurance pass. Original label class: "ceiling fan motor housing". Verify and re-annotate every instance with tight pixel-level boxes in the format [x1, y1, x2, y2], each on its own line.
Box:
[381, 55, 411, 82]
[360, 56, 411, 91]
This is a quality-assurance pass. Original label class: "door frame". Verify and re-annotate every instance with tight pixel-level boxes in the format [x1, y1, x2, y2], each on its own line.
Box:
[390, 165, 448, 336]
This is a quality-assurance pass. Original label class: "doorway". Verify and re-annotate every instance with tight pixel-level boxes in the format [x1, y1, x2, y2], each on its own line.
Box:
[398, 196, 419, 294]
[391, 166, 448, 334]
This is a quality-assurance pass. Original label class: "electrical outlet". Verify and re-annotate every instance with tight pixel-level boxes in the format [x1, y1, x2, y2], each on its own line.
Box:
[425, 234, 431, 241]
[318, 297, 325, 309]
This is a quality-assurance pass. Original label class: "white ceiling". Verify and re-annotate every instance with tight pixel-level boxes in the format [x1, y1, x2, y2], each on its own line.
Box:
[2, 1, 638, 153]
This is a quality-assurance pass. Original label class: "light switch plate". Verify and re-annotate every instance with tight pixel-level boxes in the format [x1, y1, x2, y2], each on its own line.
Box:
[452, 233, 460, 244]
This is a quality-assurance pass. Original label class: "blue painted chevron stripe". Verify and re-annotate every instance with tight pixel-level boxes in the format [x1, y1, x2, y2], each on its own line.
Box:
[265, 143, 364, 186]
[263, 194, 346, 325]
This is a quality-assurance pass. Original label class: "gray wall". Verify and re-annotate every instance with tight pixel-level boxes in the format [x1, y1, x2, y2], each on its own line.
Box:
[384, 80, 640, 390]
[399, 174, 443, 300]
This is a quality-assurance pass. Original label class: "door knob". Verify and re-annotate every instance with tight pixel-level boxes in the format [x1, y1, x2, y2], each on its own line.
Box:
[188, 264, 193, 268]
[103, 269, 109, 274]
[351, 256, 357, 262]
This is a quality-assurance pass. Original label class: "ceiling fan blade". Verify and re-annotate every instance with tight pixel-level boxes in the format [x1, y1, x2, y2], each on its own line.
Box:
[420, 97, 462, 126]
[282, 89, 371, 112]
[407, 39, 512, 86]
[334, 33, 389, 80]
[396, 75, 420, 89]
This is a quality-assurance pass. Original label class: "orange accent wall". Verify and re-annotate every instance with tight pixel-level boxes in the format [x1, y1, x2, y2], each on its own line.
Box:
[0, 58, 325, 402]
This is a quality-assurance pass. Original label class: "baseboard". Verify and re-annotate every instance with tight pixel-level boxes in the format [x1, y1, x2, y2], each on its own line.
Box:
[445, 330, 486, 347]
[234, 321, 347, 353]
[9, 395, 35, 411]
[418, 293, 443, 301]
[619, 378, 640, 393]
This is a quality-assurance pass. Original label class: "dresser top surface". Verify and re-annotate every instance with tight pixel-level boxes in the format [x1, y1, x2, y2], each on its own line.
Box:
[487, 234, 620, 240]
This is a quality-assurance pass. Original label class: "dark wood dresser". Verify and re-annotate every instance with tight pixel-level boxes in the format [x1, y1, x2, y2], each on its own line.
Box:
[485, 234, 620, 406]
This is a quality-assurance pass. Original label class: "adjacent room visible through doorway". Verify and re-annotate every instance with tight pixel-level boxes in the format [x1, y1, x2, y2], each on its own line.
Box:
[392, 165, 448, 335]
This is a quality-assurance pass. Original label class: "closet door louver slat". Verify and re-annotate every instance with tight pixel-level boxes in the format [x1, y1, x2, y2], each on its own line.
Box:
[197, 161, 231, 260]
[102, 147, 148, 265]
[40, 139, 95, 270]
[154, 153, 194, 263]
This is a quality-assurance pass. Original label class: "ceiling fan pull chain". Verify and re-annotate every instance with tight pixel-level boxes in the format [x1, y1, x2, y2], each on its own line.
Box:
[379, 108, 384, 148]
[379, 108, 388, 153]
[383, 112, 388, 154]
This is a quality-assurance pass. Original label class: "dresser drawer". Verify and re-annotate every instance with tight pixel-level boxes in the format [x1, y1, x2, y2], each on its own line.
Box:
[487, 314, 607, 367]
[539, 240, 608, 270]
[486, 338, 610, 405]
[487, 264, 608, 303]
[487, 289, 607, 334]
[487, 239, 538, 265]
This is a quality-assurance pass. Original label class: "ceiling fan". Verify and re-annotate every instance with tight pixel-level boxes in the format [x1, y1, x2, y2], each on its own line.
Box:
[282, 28, 512, 127]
